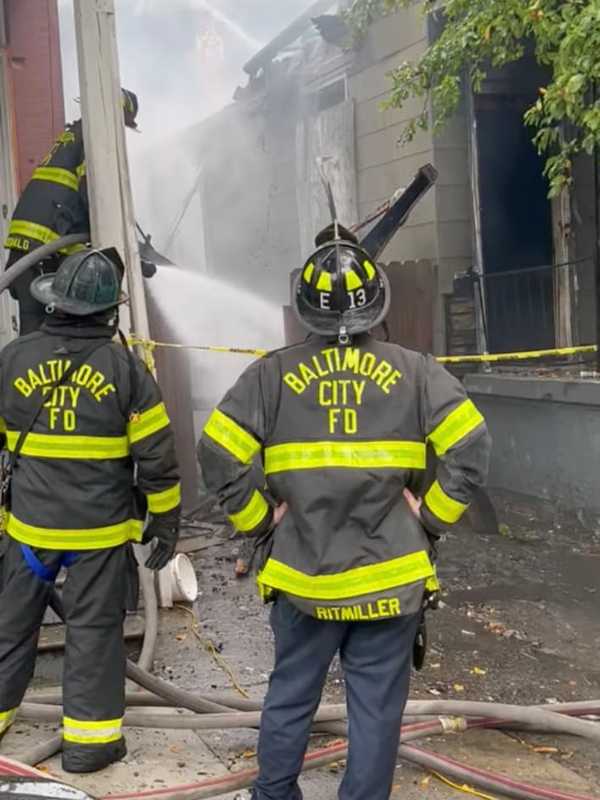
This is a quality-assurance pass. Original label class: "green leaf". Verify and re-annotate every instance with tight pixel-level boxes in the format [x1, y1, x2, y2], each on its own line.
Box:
[347, 0, 600, 197]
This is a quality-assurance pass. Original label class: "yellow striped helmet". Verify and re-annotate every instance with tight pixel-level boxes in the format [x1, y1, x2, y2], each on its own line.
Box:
[293, 225, 390, 339]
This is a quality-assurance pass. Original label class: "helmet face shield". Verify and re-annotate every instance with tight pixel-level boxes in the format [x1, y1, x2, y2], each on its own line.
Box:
[293, 239, 390, 337]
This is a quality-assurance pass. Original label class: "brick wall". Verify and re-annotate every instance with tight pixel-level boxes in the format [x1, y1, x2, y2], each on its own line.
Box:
[5, 0, 64, 192]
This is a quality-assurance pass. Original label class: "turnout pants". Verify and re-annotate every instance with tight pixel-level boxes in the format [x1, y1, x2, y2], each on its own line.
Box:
[253, 595, 420, 800]
[5, 250, 62, 335]
[0, 535, 134, 772]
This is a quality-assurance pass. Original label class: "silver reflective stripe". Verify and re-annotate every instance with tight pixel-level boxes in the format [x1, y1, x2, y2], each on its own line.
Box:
[62, 715, 123, 744]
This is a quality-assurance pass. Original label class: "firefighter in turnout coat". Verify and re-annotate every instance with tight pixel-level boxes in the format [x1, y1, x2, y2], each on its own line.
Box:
[199, 225, 491, 800]
[0, 248, 180, 773]
[3, 89, 139, 335]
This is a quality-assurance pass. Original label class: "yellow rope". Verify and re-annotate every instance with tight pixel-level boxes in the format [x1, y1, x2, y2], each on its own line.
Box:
[128, 333, 596, 365]
[174, 604, 250, 699]
[431, 770, 500, 800]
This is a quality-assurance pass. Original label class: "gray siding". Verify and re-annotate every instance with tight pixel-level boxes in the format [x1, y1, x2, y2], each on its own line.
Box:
[350, 12, 437, 268]
[349, 6, 474, 352]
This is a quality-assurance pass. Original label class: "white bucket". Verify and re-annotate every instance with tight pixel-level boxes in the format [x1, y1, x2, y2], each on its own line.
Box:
[157, 553, 198, 607]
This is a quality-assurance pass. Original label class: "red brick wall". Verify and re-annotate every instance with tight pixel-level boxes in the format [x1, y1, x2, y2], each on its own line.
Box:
[5, 0, 64, 192]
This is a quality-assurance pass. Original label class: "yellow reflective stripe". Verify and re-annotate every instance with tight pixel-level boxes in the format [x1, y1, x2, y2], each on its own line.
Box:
[427, 399, 485, 456]
[147, 483, 182, 514]
[363, 259, 376, 279]
[265, 440, 426, 475]
[229, 490, 269, 533]
[128, 402, 170, 445]
[64, 716, 123, 730]
[316, 271, 332, 292]
[9, 220, 59, 244]
[6, 514, 144, 551]
[303, 262, 315, 283]
[203, 408, 261, 465]
[6, 431, 129, 460]
[76, 161, 86, 179]
[32, 166, 78, 191]
[63, 716, 122, 745]
[0, 417, 6, 434]
[258, 551, 434, 601]
[61, 242, 88, 255]
[345, 269, 363, 291]
[0, 708, 17, 734]
[425, 565, 441, 594]
[425, 481, 468, 524]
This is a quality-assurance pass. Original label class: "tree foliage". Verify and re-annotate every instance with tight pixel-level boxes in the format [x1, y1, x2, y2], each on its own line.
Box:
[345, 0, 600, 196]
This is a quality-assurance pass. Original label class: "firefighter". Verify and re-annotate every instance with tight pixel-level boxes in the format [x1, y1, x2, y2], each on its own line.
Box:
[0, 247, 181, 773]
[3, 88, 140, 336]
[198, 225, 491, 800]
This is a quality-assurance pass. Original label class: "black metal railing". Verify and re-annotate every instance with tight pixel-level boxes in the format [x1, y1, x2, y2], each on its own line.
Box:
[454, 259, 595, 355]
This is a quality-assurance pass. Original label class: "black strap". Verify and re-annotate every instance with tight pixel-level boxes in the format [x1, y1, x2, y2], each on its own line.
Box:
[10, 339, 109, 470]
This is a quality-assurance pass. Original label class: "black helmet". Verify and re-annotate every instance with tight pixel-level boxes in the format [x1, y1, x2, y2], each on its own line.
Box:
[122, 88, 139, 130]
[293, 225, 390, 340]
[31, 248, 127, 316]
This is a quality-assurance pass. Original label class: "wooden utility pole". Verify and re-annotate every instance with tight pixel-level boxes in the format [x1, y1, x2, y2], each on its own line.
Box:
[552, 190, 574, 348]
[72, 0, 150, 341]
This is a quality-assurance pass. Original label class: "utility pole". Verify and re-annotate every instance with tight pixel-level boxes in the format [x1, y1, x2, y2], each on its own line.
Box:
[72, 0, 150, 342]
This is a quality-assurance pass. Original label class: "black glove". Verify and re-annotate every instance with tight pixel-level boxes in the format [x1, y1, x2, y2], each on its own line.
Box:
[143, 510, 180, 571]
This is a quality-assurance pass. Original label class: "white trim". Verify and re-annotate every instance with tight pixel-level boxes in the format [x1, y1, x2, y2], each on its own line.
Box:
[0, 50, 18, 345]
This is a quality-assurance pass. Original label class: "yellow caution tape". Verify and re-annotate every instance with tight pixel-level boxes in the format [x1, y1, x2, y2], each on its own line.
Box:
[437, 344, 597, 364]
[129, 335, 596, 366]
[128, 335, 268, 360]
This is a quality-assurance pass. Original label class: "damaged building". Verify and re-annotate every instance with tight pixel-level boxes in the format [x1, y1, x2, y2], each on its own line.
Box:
[143, 0, 597, 359]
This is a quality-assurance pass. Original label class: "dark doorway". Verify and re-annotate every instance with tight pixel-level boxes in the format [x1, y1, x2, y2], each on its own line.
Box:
[475, 61, 554, 352]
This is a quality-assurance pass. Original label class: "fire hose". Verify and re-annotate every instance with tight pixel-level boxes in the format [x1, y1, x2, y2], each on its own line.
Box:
[11, 655, 600, 800]
[5, 695, 600, 800]
[4, 556, 600, 800]
[5, 585, 600, 799]
[17, 697, 600, 741]
[0, 235, 89, 295]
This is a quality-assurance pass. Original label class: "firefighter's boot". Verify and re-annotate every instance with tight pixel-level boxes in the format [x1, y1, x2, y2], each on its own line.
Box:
[62, 736, 127, 774]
